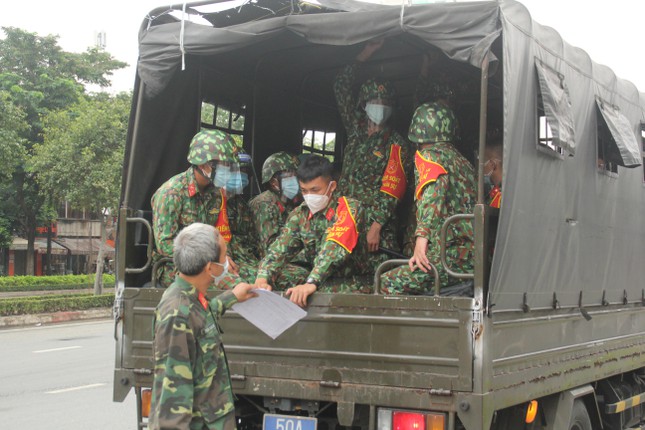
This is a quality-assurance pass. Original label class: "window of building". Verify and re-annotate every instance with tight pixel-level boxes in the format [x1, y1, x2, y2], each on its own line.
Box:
[302, 129, 336, 161]
[535, 60, 575, 158]
[201, 102, 245, 147]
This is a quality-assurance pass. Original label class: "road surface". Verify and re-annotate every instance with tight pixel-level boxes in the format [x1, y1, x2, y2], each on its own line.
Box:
[0, 319, 137, 429]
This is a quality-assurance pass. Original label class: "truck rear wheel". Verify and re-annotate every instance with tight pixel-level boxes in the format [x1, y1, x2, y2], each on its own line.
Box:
[568, 400, 592, 430]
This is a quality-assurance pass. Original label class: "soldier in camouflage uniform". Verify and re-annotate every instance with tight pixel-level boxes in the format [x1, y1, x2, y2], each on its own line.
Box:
[334, 39, 413, 267]
[150, 223, 257, 430]
[151, 129, 240, 287]
[249, 152, 301, 257]
[225, 151, 261, 283]
[255, 155, 372, 307]
[380, 102, 476, 295]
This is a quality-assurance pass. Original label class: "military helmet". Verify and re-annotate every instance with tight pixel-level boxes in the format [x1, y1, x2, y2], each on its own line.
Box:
[408, 102, 457, 144]
[237, 150, 252, 167]
[358, 78, 396, 105]
[261, 151, 299, 184]
[186, 129, 238, 165]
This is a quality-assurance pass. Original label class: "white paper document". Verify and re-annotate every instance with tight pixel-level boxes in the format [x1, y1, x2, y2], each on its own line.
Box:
[231, 289, 307, 339]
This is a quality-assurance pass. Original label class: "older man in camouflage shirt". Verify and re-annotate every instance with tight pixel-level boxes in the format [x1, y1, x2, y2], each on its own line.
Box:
[151, 129, 240, 287]
[255, 155, 372, 306]
[381, 102, 476, 294]
[149, 223, 256, 430]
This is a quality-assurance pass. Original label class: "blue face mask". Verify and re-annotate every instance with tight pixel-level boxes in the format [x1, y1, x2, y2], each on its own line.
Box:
[226, 172, 249, 194]
[211, 259, 229, 286]
[281, 176, 299, 200]
[214, 165, 230, 188]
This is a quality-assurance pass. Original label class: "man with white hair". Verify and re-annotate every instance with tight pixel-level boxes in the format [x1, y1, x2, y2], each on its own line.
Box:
[149, 223, 257, 430]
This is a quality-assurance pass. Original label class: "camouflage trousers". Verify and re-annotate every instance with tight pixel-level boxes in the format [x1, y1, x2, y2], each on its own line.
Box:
[266, 266, 374, 294]
[319, 275, 374, 294]
[380, 245, 473, 295]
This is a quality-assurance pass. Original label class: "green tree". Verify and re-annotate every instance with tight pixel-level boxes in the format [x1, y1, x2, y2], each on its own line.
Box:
[0, 27, 126, 275]
[0, 91, 28, 250]
[32, 92, 130, 292]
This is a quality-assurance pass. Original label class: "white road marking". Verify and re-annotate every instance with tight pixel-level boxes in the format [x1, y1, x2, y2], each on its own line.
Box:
[33, 345, 82, 353]
[46, 383, 106, 394]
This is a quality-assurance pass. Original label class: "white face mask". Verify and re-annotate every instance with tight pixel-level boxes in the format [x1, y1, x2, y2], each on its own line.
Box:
[365, 103, 393, 125]
[303, 181, 333, 214]
[210, 259, 229, 286]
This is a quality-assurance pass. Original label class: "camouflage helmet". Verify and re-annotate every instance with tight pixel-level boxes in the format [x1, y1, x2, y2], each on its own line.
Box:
[261, 151, 299, 184]
[186, 129, 238, 165]
[358, 78, 396, 106]
[408, 102, 457, 144]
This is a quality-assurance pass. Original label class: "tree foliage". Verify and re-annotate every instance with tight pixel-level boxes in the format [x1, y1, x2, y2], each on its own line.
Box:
[33, 92, 130, 212]
[0, 26, 127, 274]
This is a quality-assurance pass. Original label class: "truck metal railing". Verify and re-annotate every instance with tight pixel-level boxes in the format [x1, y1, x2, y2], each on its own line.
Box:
[373, 259, 440, 296]
[125, 217, 154, 275]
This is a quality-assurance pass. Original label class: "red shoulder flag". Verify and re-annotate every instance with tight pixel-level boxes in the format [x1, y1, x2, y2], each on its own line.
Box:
[326, 197, 359, 253]
[215, 189, 232, 243]
[489, 186, 502, 209]
[414, 150, 447, 200]
[379, 144, 407, 199]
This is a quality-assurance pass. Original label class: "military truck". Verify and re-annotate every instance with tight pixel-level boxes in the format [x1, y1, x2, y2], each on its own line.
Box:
[113, 1, 645, 429]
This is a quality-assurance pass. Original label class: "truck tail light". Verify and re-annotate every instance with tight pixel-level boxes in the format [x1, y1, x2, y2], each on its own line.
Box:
[525, 400, 538, 424]
[379, 409, 445, 430]
[393, 411, 426, 430]
[141, 389, 152, 418]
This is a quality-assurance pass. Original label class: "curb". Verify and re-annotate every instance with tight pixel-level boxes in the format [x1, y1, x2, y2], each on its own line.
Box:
[0, 308, 112, 328]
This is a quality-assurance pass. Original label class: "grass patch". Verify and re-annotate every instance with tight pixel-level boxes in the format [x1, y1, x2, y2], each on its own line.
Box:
[0, 274, 115, 292]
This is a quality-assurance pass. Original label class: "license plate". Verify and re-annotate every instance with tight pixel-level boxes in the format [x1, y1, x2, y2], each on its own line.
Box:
[263, 414, 317, 430]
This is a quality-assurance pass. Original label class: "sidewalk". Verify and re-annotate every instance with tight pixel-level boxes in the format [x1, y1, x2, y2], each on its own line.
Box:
[0, 287, 115, 328]
[0, 307, 112, 328]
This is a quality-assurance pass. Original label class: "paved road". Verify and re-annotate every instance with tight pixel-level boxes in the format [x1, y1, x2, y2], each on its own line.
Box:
[0, 319, 137, 429]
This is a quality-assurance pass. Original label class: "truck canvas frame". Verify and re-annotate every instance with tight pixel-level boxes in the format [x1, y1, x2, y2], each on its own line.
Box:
[113, 1, 645, 429]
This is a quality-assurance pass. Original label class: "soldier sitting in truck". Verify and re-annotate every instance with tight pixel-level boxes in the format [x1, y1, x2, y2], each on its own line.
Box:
[225, 151, 261, 283]
[483, 140, 503, 208]
[380, 102, 476, 295]
[151, 129, 241, 287]
[255, 154, 373, 307]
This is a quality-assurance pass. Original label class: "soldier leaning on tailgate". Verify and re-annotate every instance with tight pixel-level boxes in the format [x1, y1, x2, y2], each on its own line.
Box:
[255, 155, 372, 307]
[151, 129, 241, 287]
[149, 223, 257, 430]
[380, 102, 476, 295]
[333, 39, 413, 268]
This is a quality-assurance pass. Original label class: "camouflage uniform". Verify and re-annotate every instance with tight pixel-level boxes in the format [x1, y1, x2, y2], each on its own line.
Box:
[381, 103, 476, 295]
[152, 169, 224, 287]
[249, 152, 301, 257]
[249, 190, 299, 257]
[334, 64, 413, 264]
[256, 196, 372, 293]
[151, 129, 238, 287]
[149, 276, 238, 430]
[226, 194, 259, 282]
